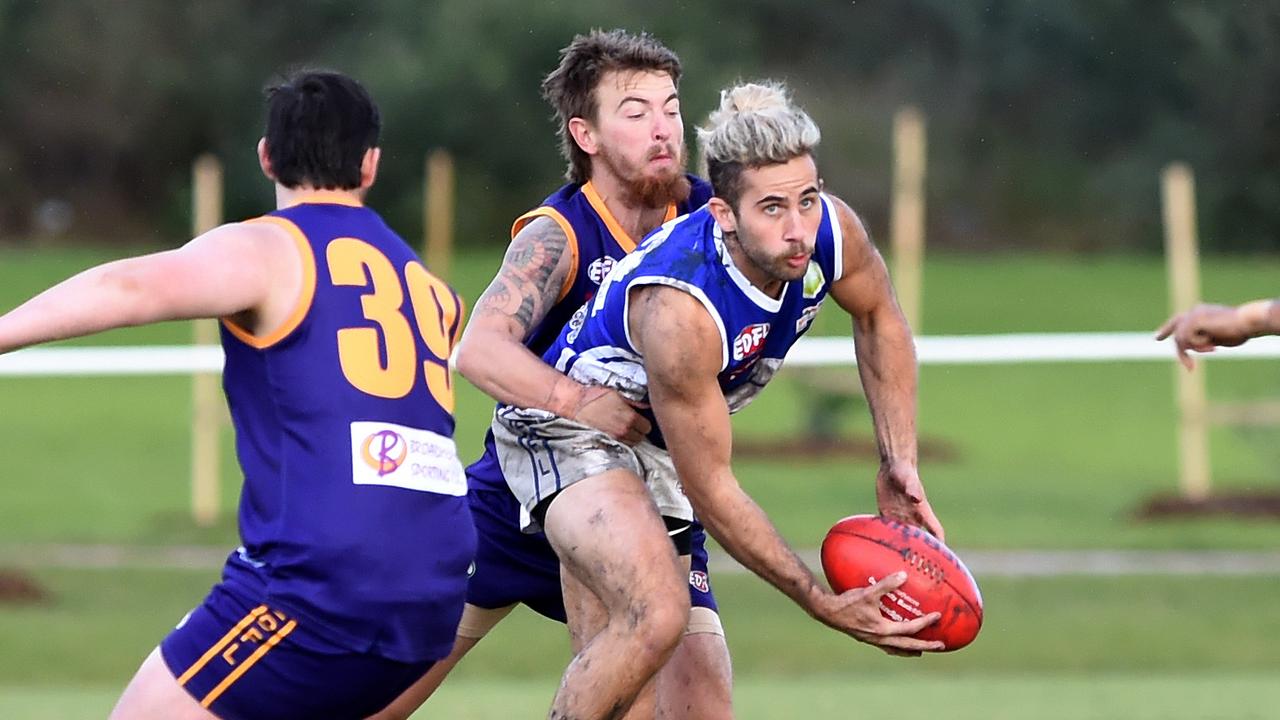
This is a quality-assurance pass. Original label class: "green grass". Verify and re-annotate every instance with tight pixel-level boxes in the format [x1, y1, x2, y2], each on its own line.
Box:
[4, 247, 1280, 718]
[8, 570, 1278, 685]
[7, 362, 1280, 549]
[734, 362, 1280, 549]
[4, 247, 1280, 549]
[3, 675, 1276, 720]
[0, 569, 1277, 719]
[730, 674, 1280, 720]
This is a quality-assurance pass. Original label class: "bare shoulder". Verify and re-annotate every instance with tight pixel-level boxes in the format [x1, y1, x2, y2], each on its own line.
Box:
[631, 284, 718, 335]
[184, 218, 297, 264]
[176, 220, 284, 265]
[629, 284, 722, 377]
[223, 219, 308, 285]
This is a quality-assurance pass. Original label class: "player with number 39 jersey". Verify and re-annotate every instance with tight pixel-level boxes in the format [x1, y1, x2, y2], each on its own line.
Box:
[0, 71, 476, 720]
[221, 194, 472, 661]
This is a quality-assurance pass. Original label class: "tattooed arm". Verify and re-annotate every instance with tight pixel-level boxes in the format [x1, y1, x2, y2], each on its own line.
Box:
[455, 216, 650, 443]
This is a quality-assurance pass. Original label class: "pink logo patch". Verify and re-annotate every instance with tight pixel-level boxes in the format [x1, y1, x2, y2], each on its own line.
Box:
[360, 430, 408, 476]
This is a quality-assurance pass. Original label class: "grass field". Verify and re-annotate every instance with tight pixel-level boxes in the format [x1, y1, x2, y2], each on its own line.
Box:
[1, 569, 1278, 718]
[2, 246, 1280, 718]
[7, 674, 1276, 720]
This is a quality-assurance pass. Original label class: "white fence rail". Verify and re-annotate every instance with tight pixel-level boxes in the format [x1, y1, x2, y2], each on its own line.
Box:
[2, 333, 1280, 377]
[787, 333, 1280, 366]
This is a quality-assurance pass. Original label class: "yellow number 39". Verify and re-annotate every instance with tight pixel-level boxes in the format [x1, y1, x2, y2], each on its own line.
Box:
[326, 238, 460, 413]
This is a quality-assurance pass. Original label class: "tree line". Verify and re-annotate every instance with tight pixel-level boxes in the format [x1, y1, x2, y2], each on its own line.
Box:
[1, 0, 1276, 252]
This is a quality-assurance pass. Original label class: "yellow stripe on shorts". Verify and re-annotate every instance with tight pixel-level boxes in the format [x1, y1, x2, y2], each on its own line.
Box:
[176, 605, 269, 686]
[200, 619, 298, 707]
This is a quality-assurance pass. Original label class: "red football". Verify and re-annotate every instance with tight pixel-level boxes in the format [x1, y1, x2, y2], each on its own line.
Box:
[820, 514, 983, 651]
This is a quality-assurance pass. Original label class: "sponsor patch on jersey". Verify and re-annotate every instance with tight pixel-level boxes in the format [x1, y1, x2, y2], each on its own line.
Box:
[565, 304, 588, 345]
[803, 260, 826, 299]
[350, 421, 466, 495]
[796, 301, 823, 334]
[732, 323, 770, 362]
[689, 570, 710, 594]
[588, 256, 617, 284]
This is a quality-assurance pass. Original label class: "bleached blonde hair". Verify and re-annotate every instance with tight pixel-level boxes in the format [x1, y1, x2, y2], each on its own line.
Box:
[696, 81, 821, 207]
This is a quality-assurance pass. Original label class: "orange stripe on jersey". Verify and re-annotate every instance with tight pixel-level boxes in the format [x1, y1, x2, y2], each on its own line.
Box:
[283, 191, 363, 208]
[452, 292, 467, 348]
[176, 605, 269, 686]
[199, 619, 299, 707]
[581, 182, 680, 247]
[511, 207, 579, 303]
[221, 216, 318, 349]
[581, 182, 637, 253]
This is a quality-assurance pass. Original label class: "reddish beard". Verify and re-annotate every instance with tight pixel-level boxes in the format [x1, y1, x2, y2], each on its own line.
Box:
[599, 143, 692, 209]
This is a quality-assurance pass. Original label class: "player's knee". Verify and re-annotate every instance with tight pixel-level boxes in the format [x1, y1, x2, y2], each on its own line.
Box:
[697, 692, 735, 720]
[628, 590, 689, 663]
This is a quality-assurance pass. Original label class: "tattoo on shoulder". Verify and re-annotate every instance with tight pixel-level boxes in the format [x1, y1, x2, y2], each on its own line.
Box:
[474, 216, 571, 332]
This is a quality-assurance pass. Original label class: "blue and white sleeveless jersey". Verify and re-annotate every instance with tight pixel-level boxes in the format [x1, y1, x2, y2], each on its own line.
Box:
[542, 194, 845, 446]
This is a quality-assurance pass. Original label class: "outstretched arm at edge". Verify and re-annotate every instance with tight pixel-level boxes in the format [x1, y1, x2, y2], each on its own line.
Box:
[0, 221, 295, 354]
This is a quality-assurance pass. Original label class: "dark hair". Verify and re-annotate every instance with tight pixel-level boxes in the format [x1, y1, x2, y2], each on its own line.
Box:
[541, 29, 682, 184]
[263, 70, 381, 190]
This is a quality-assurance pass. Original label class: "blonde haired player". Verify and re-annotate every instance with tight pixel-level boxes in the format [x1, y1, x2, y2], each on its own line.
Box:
[489, 80, 946, 719]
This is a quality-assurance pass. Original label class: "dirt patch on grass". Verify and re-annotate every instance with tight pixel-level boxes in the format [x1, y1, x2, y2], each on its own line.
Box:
[1136, 491, 1280, 520]
[0, 568, 53, 606]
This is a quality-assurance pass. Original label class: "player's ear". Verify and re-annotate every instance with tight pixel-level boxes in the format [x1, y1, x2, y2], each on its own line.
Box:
[360, 147, 381, 189]
[568, 117, 598, 156]
[257, 138, 276, 182]
[708, 197, 737, 234]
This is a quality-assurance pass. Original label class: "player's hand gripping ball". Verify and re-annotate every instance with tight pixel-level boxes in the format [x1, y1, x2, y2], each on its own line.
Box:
[821, 514, 983, 651]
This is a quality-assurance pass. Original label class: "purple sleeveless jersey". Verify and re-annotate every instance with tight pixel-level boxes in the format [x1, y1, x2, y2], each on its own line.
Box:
[218, 194, 475, 663]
